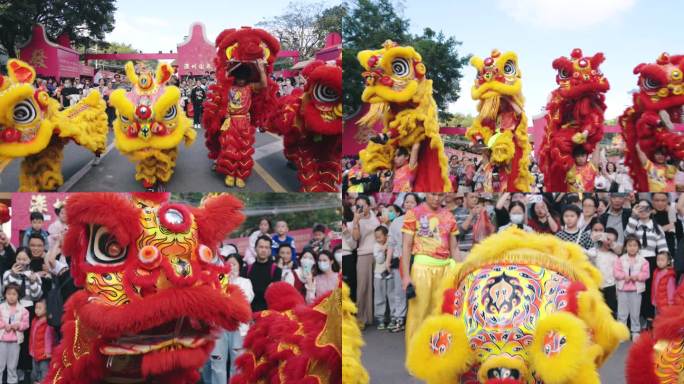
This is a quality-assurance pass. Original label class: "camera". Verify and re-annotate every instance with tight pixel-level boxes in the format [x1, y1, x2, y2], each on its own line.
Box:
[406, 283, 416, 299]
[356, 204, 363, 213]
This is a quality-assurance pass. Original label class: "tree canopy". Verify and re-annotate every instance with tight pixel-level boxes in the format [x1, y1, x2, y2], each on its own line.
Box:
[257, 1, 344, 60]
[343, 0, 470, 120]
[0, 0, 116, 58]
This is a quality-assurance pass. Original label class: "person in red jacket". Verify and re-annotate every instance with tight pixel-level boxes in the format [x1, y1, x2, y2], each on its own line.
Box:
[651, 251, 676, 316]
[29, 299, 55, 384]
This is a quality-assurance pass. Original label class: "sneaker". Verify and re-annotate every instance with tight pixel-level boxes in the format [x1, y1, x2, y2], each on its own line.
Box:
[390, 319, 405, 333]
[387, 319, 397, 331]
[377, 322, 387, 331]
[631, 333, 640, 342]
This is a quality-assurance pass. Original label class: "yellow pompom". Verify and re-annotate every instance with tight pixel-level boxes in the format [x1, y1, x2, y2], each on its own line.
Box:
[529, 312, 599, 384]
[406, 314, 474, 384]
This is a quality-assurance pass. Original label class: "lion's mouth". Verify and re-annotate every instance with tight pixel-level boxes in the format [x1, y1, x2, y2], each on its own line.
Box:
[658, 105, 684, 131]
[100, 316, 215, 356]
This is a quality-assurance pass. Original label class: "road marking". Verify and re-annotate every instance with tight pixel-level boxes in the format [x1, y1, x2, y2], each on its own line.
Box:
[254, 140, 284, 161]
[59, 142, 115, 192]
[253, 162, 287, 192]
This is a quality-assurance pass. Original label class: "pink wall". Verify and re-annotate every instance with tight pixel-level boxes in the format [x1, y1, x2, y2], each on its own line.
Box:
[18, 24, 86, 80]
[176, 23, 215, 76]
[10, 192, 68, 247]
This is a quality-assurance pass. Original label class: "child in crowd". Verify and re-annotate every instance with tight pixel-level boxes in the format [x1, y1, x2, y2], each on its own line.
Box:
[566, 146, 598, 192]
[21, 212, 49, 249]
[636, 144, 676, 192]
[392, 145, 419, 192]
[651, 251, 676, 315]
[587, 227, 619, 316]
[307, 224, 331, 254]
[614, 235, 650, 340]
[0, 284, 30, 384]
[271, 221, 297, 262]
[555, 205, 594, 250]
[372, 226, 392, 330]
[245, 218, 272, 265]
[29, 299, 54, 384]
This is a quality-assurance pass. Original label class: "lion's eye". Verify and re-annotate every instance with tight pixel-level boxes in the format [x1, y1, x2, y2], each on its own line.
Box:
[313, 83, 338, 103]
[13, 100, 37, 124]
[163, 105, 177, 121]
[391, 58, 410, 77]
[86, 224, 128, 265]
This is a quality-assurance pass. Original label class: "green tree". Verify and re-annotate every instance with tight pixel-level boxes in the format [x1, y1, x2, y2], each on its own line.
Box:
[257, 1, 343, 60]
[343, 0, 469, 119]
[0, 0, 116, 58]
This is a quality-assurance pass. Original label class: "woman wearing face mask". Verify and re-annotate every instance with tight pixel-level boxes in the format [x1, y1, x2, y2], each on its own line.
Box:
[305, 250, 339, 304]
[202, 252, 254, 384]
[299, 248, 318, 300]
[497, 201, 533, 233]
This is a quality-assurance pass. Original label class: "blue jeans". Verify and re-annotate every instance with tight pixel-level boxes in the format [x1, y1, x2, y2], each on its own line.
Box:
[201, 330, 245, 383]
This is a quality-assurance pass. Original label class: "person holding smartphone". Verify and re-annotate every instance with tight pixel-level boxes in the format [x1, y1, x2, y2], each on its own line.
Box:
[351, 195, 380, 330]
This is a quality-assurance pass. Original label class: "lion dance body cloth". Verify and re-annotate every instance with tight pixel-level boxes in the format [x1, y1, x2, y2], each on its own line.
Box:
[0, 60, 108, 191]
[626, 282, 684, 383]
[45, 192, 252, 384]
[109, 62, 195, 191]
[202, 27, 280, 188]
[232, 282, 341, 384]
[272, 60, 342, 192]
[620, 53, 684, 192]
[539, 49, 609, 192]
[406, 228, 629, 384]
[467, 50, 533, 192]
[356, 40, 452, 192]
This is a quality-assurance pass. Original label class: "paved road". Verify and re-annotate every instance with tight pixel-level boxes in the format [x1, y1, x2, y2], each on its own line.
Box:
[361, 326, 629, 383]
[0, 129, 300, 192]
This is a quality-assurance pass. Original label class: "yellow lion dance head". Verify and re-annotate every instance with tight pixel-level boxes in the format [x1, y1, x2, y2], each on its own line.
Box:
[357, 40, 426, 105]
[0, 59, 107, 191]
[109, 61, 194, 153]
[407, 228, 628, 384]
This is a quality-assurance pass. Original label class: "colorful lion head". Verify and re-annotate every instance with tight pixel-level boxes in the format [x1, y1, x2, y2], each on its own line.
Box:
[626, 283, 684, 384]
[470, 49, 522, 103]
[552, 48, 609, 99]
[47, 193, 252, 384]
[0, 59, 105, 158]
[213, 26, 280, 85]
[632, 52, 684, 128]
[406, 228, 628, 384]
[109, 62, 193, 153]
[357, 40, 426, 104]
[300, 60, 342, 135]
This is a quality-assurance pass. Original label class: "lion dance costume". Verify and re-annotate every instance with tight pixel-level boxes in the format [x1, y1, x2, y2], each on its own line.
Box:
[0, 59, 107, 191]
[539, 49, 609, 192]
[466, 50, 533, 192]
[356, 40, 452, 192]
[109, 62, 195, 191]
[626, 282, 684, 383]
[231, 282, 342, 384]
[620, 53, 684, 191]
[406, 228, 628, 384]
[272, 60, 342, 192]
[203, 27, 280, 188]
[46, 192, 252, 384]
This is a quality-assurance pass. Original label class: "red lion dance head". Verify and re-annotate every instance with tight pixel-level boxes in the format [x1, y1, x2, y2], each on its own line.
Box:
[232, 282, 341, 384]
[274, 59, 342, 191]
[203, 27, 280, 141]
[539, 48, 609, 191]
[626, 283, 684, 383]
[46, 193, 251, 384]
[620, 53, 684, 190]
